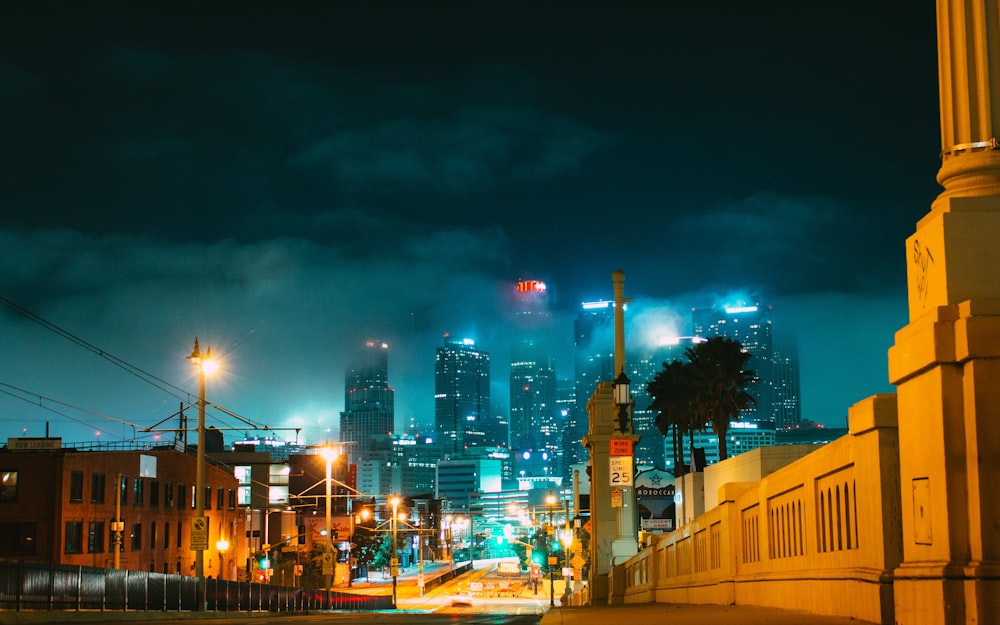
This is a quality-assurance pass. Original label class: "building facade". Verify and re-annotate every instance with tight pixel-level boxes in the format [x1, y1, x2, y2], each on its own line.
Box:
[0, 443, 244, 580]
[434, 336, 491, 455]
[339, 340, 395, 461]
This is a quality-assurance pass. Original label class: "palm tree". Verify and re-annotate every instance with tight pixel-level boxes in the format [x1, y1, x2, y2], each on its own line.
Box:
[646, 359, 699, 476]
[685, 337, 756, 461]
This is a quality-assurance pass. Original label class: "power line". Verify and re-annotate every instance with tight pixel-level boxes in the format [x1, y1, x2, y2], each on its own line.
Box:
[0, 294, 270, 434]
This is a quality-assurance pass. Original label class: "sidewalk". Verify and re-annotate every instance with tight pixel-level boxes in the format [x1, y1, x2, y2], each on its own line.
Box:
[540, 603, 878, 625]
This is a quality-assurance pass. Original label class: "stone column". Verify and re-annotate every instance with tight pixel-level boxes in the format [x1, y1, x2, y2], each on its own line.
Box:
[582, 270, 639, 604]
[890, 2, 1000, 623]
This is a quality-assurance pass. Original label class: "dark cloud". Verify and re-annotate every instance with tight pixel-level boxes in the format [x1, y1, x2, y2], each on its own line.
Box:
[0, 2, 940, 442]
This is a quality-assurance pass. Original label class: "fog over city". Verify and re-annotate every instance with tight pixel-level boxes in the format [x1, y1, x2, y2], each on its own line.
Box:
[1, 3, 935, 445]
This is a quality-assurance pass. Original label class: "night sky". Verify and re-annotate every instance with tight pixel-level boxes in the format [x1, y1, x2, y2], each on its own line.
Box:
[1, 3, 942, 445]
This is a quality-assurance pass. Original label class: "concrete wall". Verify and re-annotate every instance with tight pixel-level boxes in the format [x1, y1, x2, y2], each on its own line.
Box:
[618, 394, 902, 625]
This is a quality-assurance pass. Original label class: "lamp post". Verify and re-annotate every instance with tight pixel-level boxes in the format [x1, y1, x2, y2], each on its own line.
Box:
[188, 338, 216, 610]
[614, 370, 631, 432]
[390, 495, 400, 609]
[320, 445, 337, 591]
[546, 493, 557, 607]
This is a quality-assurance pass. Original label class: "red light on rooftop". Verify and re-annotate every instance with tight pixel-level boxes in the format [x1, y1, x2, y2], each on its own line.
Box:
[517, 280, 547, 293]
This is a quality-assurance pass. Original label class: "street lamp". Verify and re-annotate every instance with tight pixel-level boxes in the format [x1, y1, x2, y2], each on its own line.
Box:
[320, 445, 337, 591]
[188, 338, 217, 610]
[546, 493, 557, 607]
[216, 538, 229, 580]
[614, 370, 631, 432]
[390, 495, 400, 609]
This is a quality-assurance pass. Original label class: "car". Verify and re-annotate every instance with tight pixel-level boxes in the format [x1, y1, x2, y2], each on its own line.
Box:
[450, 594, 474, 607]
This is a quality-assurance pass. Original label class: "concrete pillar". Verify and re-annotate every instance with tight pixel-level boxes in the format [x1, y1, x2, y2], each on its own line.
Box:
[891, 2, 1000, 623]
[582, 270, 639, 603]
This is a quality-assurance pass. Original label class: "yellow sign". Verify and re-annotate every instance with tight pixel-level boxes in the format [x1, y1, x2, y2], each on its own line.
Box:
[571, 554, 586, 569]
[190, 516, 209, 551]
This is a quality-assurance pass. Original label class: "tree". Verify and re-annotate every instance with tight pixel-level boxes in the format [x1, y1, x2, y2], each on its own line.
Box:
[685, 337, 756, 461]
[647, 359, 698, 476]
[647, 337, 757, 469]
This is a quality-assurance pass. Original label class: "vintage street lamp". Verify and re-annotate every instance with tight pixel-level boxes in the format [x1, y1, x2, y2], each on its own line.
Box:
[614, 370, 631, 432]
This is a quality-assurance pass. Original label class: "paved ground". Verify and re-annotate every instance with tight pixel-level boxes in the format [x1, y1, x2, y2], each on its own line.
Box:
[540, 603, 879, 625]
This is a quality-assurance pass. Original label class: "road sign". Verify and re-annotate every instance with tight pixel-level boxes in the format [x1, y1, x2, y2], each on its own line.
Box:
[321, 551, 334, 575]
[609, 456, 633, 486]
[190, 516, 208, 551]
[610, 438, 633, 456]
[571, 554, 586, 569]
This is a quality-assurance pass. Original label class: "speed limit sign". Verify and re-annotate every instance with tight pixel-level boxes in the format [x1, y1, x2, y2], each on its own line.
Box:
[609, 456, 633, 486]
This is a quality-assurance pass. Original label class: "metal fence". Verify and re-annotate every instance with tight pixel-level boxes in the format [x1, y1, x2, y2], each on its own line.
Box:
[0, 559, 393, 612]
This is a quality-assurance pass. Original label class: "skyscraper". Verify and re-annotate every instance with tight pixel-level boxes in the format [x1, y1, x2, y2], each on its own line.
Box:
[339, 340, 394, 462]
[691, 304, 774, 425]
[772, 348, 802, 429]
[509, 280, 560, 477]
[434, 336, 490, 455]
[565, 300, 616, 477]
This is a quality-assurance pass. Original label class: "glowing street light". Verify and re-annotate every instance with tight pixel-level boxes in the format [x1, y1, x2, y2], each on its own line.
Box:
[390, 495, 400, 609]
[188, 338, 217, 610]
[320, 445, 337, 591]
[216, 538, 229, 581]
[546, 493, 558, 607]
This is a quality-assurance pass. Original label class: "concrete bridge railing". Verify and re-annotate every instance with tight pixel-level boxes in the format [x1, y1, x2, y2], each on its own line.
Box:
[616, 393, 902, 625]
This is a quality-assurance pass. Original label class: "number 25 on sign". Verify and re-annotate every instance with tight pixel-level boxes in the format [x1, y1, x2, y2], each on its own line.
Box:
[609, 456, 633, 486]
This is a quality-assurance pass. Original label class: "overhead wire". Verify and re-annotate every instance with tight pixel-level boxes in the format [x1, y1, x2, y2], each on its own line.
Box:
[0, 294, 272, 436]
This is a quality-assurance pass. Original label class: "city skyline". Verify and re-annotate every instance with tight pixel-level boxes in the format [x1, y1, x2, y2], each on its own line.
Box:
[1, 3, 932, 445]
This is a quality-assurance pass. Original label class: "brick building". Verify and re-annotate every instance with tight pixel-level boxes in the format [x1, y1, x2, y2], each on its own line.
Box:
[0, 441, 245, 580]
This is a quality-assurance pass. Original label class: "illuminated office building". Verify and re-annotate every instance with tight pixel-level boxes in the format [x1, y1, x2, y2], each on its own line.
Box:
[434, 336, 490, 455]
[339, 340, 394, 462]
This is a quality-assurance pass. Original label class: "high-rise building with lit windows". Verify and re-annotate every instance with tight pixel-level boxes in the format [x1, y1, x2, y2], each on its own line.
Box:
[434, 336, 491, 455]
[692, 304, 774, 425]
[339, 340, 394, 462]
[772, 348, 802, 429]
[565, 300, 616, 478]
[509, 280, 560, 478]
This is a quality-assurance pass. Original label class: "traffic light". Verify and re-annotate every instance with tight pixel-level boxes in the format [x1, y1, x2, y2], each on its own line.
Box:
[260, 557, 270, 570]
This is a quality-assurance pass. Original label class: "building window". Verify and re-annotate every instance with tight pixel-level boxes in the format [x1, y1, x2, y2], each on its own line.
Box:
[119, 476, 128, 506]
[238, 486, 251, 507]
[150, 481, 159, 507]
[176, 522, 182, 549]
[69, 471, 84, 503]
[178, 483, 186, 509]
[217, 487, 225, 510]
[131, 523, 142, 550]
[165, 483, 174, 509]
[91, 473, 105, 504]
[204, 486, 212, 510]
[228, 488, 236, 510]
[268, 486, 289, 506]
[66, 522, 83, 553]
[87, 521, 105, 553]
[150, 522, 157, 550]
[235, 466, 251, 485]
[164, 522, 170, 549]
[0, 471, 18, 503]
[133, 479, 144, 506]
[269, 464, 290, 485]
[0, 522, 36, 553]
[191, 485, 196, 510]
